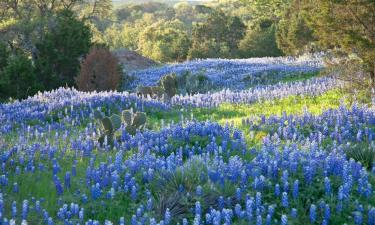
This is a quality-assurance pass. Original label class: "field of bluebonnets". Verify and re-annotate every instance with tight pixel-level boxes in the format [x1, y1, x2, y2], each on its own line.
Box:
[1, 55, 375, 225]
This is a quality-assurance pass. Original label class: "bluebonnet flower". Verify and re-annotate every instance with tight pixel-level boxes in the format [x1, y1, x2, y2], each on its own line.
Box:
[13, 183, 19, 193]
[281, 192, 288, 208]
[165, 208, 171, 225]
[281, 215, 288, 225]
[195, 201, 201, 216]
[324, 204, 330, 221]
[290, 208, 297, 218]
[292, 180, 298, 199]
[196, 185, 203, 196]
[275, 184, 280, 197]
[310, 204, 316, 223]
[324, 177, 331, 195]
[64, 172, 71, 189]
[353, 211, 363, 225]
[256, 192, 262, 208]
[256, 215, 262, 225]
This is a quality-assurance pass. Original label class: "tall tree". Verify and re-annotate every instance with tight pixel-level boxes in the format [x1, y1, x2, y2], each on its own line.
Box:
[188, 10, 246, 59]
[276, 0, 316, 55]
[303, 0, 375, 84]
[35, 9, 92, 89]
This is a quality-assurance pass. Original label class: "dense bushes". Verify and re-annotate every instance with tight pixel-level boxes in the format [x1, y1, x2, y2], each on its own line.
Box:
[76, 47, 121, 92]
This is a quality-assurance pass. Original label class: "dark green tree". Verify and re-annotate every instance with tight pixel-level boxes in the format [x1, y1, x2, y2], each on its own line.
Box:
[0, 42, 9, 70]
[0, 53, 41, 100]
[35, 9, 92, 89]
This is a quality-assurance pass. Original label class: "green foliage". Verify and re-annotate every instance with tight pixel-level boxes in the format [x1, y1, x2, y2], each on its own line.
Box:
[0, 53, 41, 100]
[188, 10, 246, 59]
[35, 9, 92, 90]
[276, 6, 316, 55]
[345, 143, 375, 169]
[138, 20, 191, 62]
[0, 42, 9, 70]
[300, 0, 375, 84]
[239, 23, 283, 58]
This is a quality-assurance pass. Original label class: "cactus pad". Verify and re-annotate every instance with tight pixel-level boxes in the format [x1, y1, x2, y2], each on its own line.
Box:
[122, 110, 132, 125]
[101, 117, 113, 133]
[110, 114, 122, 130]
[132, 112, 147, 128]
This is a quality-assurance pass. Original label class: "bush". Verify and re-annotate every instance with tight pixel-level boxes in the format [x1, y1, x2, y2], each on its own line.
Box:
[76, 47, 121, 92]
[0, 53, 41, 100]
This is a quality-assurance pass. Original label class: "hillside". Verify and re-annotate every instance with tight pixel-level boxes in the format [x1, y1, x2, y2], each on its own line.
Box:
[1, 55, 375, 224]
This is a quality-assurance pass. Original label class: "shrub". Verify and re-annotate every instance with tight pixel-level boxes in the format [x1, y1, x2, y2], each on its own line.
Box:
[76, 47, 121, 92]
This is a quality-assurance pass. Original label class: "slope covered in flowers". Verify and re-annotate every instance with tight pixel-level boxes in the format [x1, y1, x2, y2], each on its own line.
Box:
[129, 55, 323, 90]
[1, 56, 375, 225]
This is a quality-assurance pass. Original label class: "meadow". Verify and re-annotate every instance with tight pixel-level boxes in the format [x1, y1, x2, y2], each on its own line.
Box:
[0, 55, 375, 225]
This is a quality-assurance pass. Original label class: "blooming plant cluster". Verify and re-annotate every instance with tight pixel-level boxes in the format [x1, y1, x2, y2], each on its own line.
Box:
[130, 55, 323, 90]
[0, 56, 374, 225]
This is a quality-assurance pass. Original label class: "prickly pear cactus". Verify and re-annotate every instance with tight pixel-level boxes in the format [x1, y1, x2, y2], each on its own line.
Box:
[125, 126, 137, 136]
[132, 112, 146, 129]
[110, 114, 122, 130]
[122, 110, 132, 126]
[160, 74, 177, 98]
[101, 117, 113, 134]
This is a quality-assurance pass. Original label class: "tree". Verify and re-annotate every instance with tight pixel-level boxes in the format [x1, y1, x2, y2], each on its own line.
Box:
[302, 0, 375, 84]
[76, 47, 121, 91]
[138, 20, 191, 62]
[239, 23, 283, 58]
[35, 9, 92, 89]
[0, 53, 40, 100]
[0, 0, 110, 59]
[188, 10, 246, 59]
[276, 0, 316, 55]
[0, 42, 9, 70]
